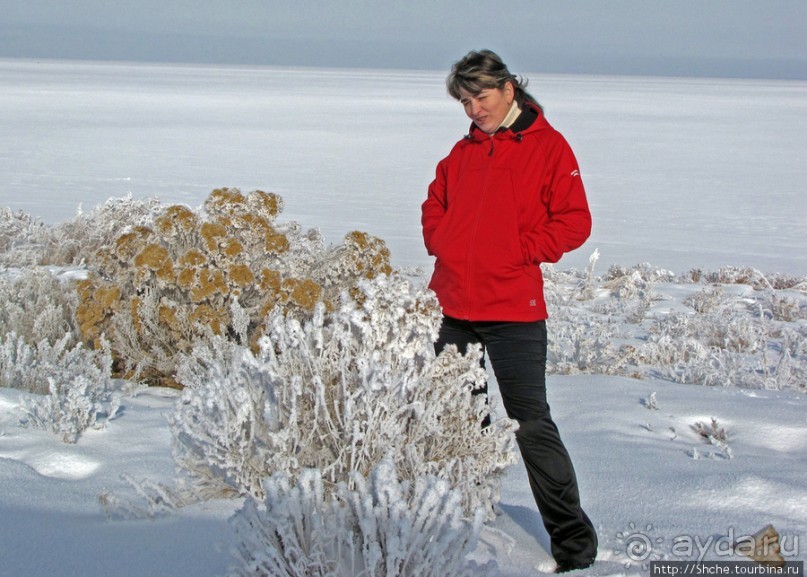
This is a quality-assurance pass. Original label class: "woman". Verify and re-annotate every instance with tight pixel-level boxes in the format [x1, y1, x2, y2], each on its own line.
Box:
[421, 49, 598, 573]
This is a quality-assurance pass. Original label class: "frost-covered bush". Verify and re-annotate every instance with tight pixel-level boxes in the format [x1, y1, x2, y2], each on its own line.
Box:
[4, 333, 115, 443]
[692, 417, 732, 459]
[0, 269, 117, 442]
[21, 362, 116, 444]
[171, 273, 517, 516]
[75, 188, 393, 387]
[768, 294, 806, 322]
[0, 207, 50, 267]
[0, 268, 82, 346]
[2, 333, 77, 394]
[542, 255, 806, 391]
[229, 458, 493, 577]
[637, 292, 805, 389]
[605, 268, 661, 324]
[694, 266, 774, 290]
[45, 194, 164, 266]
[685, 286, 724, 313]
[548, 312, 621, 375]
[604, 262, 676, 284]
[1, 195, 162, 267]
[0, 268, 99, 397]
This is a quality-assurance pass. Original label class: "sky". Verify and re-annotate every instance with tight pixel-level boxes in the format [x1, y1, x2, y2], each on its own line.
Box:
[1, 0, 806, 79]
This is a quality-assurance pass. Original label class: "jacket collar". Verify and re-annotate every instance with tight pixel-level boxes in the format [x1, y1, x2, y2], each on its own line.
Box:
[465, 102, 544, 142]
[498, 100, 523, 131]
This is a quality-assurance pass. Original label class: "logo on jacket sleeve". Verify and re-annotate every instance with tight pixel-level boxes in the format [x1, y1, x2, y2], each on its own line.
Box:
[529, 299, 537, 307]
[570, 169, 580, 177]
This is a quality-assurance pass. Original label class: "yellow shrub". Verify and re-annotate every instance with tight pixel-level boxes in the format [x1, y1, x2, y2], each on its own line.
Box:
[75, 280, 121, 344]
[200, 221, 228, 253]
[76, 188, 394, 386]
[283, 278, 323, 312]
[228, 264, 255, 288]
[155, 204, 198, 236]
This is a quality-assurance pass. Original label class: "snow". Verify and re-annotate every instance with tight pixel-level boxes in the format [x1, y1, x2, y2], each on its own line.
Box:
[1, 379, 804, 576]
[1, 59, 805, 275]
[0, 59, 806, 575]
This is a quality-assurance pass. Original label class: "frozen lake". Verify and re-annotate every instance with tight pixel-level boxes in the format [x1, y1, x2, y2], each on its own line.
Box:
[1, 58, 805, 275]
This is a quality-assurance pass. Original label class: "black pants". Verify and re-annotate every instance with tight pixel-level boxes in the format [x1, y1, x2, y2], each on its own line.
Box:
[435, 315, 598, 567]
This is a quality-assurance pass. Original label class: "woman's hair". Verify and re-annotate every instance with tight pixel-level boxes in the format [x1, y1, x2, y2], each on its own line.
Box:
[446, 49, 539, 108]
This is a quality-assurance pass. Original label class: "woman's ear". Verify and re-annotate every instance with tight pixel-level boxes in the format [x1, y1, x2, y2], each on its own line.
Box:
[504, 81, 515, 104]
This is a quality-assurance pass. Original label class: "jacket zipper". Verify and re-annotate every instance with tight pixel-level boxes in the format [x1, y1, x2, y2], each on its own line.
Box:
[465, 139, 495, 317]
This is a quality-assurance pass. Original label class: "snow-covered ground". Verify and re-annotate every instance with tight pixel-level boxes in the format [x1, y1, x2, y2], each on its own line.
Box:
[1, 376, 804, 576]
[0, 59, 805, 576]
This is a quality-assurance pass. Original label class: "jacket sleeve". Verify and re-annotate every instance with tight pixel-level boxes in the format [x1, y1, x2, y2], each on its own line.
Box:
[521, 137, 592, 264]
[421, 157, 449, 256]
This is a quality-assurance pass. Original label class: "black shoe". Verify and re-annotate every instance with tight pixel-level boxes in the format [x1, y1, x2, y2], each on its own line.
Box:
[554, 559, 594, 573]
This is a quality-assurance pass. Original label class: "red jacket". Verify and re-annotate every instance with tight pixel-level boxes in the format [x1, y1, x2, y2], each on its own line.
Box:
[421, 104, 591, 321]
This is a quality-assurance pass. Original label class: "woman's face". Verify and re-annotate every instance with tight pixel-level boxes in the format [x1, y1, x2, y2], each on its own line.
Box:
[457, 83, 514, 134]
